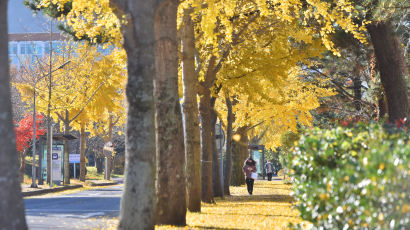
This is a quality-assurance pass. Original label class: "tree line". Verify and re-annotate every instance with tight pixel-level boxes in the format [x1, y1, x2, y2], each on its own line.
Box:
[1, 0, 408, 229]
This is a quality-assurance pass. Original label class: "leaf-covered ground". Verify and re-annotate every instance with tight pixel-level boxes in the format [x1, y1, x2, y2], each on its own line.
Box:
[92, 180, 302, 229]
[157, 180, 302, 230]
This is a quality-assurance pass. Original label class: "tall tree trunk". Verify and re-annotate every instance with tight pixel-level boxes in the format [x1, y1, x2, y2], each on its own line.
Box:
[181, 7, 202, 212]
[154, 0, 186, 225]
[79, 126, 86, 182]
[231, 126, 247, 186]
[199, 86, 214, 203]
[0, 1, 28, 227]
[223, 96, 233, 195]
[198, 56, 216, 203]
[367, 22, 409, 127]
[211, 109, 223, 197]
[111, 1, 157, 229]
[63, 114, 70, 185]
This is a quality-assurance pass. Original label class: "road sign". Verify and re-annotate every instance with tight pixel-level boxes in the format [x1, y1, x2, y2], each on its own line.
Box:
[69, 154, 80, 163]
[103, 142, 114, 157]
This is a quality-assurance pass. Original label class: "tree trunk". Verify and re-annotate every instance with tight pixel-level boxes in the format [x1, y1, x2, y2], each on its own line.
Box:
[378, 95, 387, 120]
[231, 127, 247, 186]
[79, 126, 86, 181]
[198, 55, 217, 204]
[211, 109, 223, 197]
[223, 97, 233, 195]
[367, 22, 409, 127]
[19, 149, 27, 182]
[353, 71, 362, 112]
[199, 86, 214, 203]
[181, 7, 201, 212]
[241, 130, 249, 164]
[96, 154, 103, 174]
[111, 1, 157, 229]
[105, 156, 112, 180]
[63, 114, 70, 185]
[0, 1, 28, 227]
[154, 0, 186, 225]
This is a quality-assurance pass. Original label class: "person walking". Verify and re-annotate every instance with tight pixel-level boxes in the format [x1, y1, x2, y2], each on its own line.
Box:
[243, 157, 257, 195]
[265, 160, 274, 181]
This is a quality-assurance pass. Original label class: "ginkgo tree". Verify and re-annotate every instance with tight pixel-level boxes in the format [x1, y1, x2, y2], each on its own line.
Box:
[16, 42, 126, 183]
[82, 97, 126, 180]
[178, 0, 366, 203]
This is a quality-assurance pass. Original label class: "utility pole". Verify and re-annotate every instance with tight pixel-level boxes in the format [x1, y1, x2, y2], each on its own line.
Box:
[30, 84, 38, 188]
[46, 19, 53, 185]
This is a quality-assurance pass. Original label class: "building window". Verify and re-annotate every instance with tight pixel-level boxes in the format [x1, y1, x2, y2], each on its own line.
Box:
[20, 43, 35, 55]
[45, 43, 50, 54]
[20, 44, 26, 55]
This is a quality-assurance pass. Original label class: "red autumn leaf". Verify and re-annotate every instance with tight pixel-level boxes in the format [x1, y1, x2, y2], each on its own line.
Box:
[14, 113, 47, 152]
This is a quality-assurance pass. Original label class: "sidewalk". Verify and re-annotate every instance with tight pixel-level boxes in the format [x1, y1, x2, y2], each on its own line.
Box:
[21, 179, 121, 197]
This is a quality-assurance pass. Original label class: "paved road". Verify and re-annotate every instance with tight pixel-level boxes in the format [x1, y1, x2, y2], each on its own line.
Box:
[25, 185, 122, 230]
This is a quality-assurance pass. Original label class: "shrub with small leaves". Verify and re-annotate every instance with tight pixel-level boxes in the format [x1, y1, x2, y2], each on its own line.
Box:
[290, 122, 409, 229]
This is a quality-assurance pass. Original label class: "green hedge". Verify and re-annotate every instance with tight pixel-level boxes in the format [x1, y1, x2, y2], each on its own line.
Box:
[290, 123, 409, 229]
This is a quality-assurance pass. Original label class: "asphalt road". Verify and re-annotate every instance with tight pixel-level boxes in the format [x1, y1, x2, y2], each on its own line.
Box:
[24, 185, 122, 230]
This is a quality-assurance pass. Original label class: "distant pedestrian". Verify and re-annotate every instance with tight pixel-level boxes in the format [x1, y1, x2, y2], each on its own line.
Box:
[265, 160, 274, 181]
[243, 157, 257, 195]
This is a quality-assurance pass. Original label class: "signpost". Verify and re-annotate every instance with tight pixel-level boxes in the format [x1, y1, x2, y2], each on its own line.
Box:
[69, 154, 80, 179]
[103, 142, 114, 180]
[51, 146, 63, 185]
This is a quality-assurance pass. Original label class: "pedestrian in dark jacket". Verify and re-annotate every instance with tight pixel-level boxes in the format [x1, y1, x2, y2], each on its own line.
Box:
[243, 157, 257, 195]
[265, 160, 274, 181]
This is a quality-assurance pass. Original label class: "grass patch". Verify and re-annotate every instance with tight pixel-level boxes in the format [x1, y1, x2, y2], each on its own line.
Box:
[86, 166, 123, 181]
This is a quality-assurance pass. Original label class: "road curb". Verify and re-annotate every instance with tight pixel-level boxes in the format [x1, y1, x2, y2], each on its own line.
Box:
[89, 181, 119, 187]
[22, 184, 83, 197]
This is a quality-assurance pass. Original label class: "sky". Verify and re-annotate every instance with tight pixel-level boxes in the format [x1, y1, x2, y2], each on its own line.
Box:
[8, 0, 58, 34]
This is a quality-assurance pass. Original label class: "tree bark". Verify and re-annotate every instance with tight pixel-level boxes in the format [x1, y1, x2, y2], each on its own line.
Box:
[231, 127, 247, 186]
[367, 21, 409, 127]
[0, 1, 28, 227]
[181, 8, 202, 212]
[199, 86, 214, 203]
[353, 64, 362, 112]
[211, 109, 223, 197]
[63, 113, 70, 185]
[19, 149, 27, 182]
[79, 126, 86, 181]
[111, 1, 157, 229]
[96, 154, 103, 174]
[198, 56, 216, 203]
[154, 0, 186, 225]
[223, 97, 233, 195]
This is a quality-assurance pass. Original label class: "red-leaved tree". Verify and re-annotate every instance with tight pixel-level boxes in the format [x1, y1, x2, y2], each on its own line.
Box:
[14, 113, 46, 181]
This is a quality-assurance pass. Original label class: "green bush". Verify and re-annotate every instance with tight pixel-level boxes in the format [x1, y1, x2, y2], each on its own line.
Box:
[290, 123, 409, 229]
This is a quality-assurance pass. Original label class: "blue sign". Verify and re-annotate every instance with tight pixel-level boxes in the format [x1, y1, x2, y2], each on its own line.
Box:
[52, 153, 58, 160]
